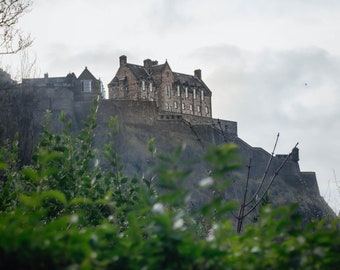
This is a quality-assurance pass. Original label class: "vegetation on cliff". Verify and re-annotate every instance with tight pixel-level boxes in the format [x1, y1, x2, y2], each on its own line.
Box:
[0, 99, 340, 269]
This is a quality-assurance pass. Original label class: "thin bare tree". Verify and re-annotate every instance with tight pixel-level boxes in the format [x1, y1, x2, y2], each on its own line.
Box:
[235, 134, 299, 233]
[15, 47, 39, 80]
[0, 0, 32, 55]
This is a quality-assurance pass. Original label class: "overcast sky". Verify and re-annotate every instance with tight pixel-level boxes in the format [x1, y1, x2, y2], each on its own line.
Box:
[1, 0, 340, 212]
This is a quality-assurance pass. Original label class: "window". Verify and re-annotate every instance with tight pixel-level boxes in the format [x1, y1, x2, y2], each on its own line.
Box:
[197, 105, 201, 112]
[177, 85, 180, 96]
[149, 82, 153, 91]
[174, 101, 178, 109]
[182, 103, 185, 110]
[82, 80, 92, 92]
[201, 90, 204, 100]
[193, 88, 196, 99]
[142, 80, 146, 91]
[205, 106, 209, 114]
[166, 85, 171, 97]
[185, 87, 188, 98]
[165, 103, 169, 110]
[190, 104, 193, 111]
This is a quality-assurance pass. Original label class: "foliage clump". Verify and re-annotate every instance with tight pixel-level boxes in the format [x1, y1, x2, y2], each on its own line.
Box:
[0, 99, 339, 269]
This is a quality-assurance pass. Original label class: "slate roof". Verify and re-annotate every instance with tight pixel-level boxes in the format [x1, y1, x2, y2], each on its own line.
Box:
[126, 64, 149, 79]
[78, 67, 98, 81]
[173, 72, 211, 94]
[151, 63, 166, 74]
[109, 59, 211, 95]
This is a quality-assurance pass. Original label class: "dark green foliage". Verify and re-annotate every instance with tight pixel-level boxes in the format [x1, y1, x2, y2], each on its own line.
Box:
[0, 100, 339, 269]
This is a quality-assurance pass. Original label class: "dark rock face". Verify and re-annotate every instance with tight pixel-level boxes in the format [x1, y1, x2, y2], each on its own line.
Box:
[0, 85, 335, 223]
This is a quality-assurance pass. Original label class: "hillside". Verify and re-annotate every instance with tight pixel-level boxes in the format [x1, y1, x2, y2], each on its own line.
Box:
[0, 84, 335, 223]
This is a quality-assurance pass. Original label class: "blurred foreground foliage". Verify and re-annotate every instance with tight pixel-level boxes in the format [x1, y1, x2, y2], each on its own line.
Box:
[0, 99, 339, 269]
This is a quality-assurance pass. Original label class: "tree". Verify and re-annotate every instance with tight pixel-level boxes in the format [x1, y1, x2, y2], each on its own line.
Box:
[15, 47, 39, 80]
[0, 0, 32, 55]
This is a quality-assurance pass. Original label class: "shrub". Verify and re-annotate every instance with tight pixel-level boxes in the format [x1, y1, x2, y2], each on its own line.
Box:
[0, 101, 339, 269]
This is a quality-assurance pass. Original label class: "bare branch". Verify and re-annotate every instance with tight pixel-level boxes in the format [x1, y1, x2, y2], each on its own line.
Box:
[245, 133, 280, 207]
[0, 0, 32, 55]
[242, 142, 299, 219]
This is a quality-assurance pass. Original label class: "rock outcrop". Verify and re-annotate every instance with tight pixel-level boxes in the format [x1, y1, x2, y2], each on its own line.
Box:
[0, 84, 335, 224]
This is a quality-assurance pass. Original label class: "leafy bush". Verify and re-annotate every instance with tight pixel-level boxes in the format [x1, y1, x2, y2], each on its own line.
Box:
[0, 100, 339, 269]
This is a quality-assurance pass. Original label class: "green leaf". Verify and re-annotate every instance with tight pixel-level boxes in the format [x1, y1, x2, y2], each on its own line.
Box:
[40, 190, 67, 206]
[20, 194, 40, 208]
[22, 167, 39, 182]
[0, 162, 8, 170]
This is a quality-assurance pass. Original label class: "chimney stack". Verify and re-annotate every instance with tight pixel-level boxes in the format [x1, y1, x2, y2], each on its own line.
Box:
[119, 55, 127, 67]
[194, 69, 202, 80]
[144, 59, 152, 69]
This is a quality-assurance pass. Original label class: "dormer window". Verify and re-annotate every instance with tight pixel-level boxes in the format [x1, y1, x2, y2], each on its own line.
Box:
[149, 82, 153, 91]
[201, 90, 204, 100]
[82, 80, 92, 92]
[142, 80, 146, 91]
[185, 87, 188, 98]
[177, 85, 180, 96]
[193, 88, 196, 99]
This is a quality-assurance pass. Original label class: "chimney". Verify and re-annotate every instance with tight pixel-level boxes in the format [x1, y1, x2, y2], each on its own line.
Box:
[144, 59, 152, 69]
[119, 55, 127, 66]
[194, 69, 202, 80]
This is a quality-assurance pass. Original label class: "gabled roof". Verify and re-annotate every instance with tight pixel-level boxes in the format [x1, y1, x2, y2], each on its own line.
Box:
[78, 67, 98, 81]
[126, 64, 149, 79]
[173, 72, 211, 94]
[109, 57, 211, 95]
[150, 63, 166, 74]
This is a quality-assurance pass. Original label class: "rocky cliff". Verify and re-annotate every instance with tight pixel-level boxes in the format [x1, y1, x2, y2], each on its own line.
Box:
[0, 84, 335, 223]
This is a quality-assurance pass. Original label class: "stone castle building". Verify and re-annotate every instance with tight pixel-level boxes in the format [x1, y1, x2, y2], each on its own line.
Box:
[21, 66, 103, 100]
[108, 56, 212, 117]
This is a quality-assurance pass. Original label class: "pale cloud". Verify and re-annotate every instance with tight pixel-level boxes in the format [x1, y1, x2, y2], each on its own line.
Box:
[190, 44, 340, 210]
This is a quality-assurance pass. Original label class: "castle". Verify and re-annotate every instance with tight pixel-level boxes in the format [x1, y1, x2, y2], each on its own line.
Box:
[21, 66, 103, 100]
[108, 56, 212, 117]
[0, 57, 335, 221]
